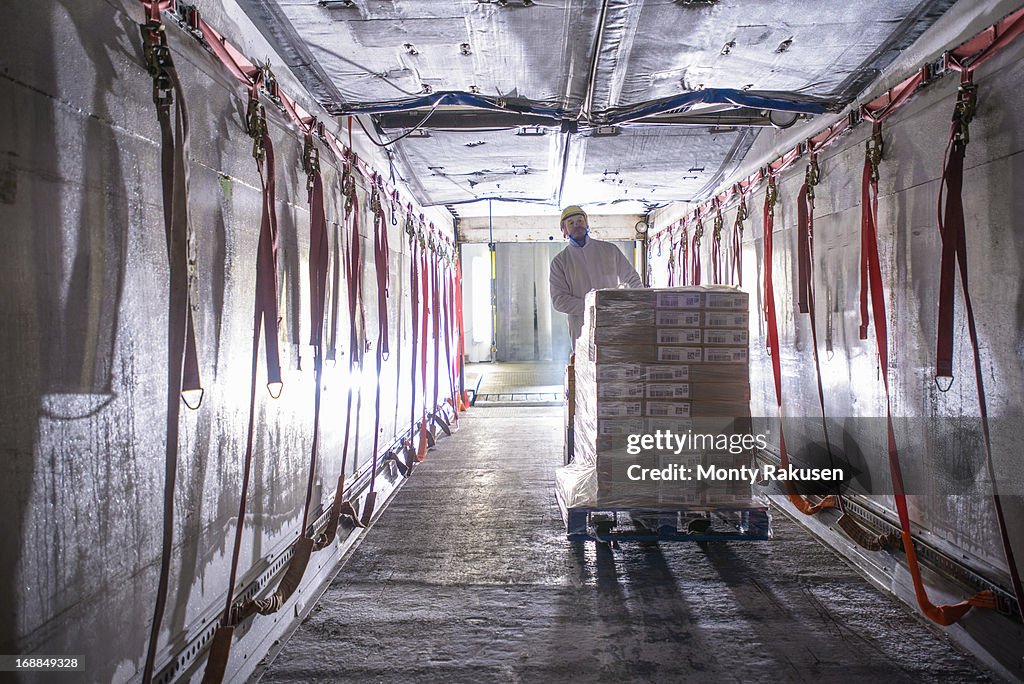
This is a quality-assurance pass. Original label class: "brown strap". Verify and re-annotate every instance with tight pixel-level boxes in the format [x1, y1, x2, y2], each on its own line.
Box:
[243, 133, 330, 616]
[139, 13, 203, 683]
[201, 99, 283, 684]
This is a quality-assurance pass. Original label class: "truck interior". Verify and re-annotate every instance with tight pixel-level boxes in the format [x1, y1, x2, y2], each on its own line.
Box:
[3, 1, 1024, 682]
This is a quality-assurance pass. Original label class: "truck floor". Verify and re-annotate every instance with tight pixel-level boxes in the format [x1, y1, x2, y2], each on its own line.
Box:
[255, 405, 994, 684]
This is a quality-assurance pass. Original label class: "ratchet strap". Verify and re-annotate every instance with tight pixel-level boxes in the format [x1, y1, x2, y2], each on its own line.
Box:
[797, 151, 897, 550]
[417, 220, 431, 459]
[454, 255, 471, 409]
[316, 157, 366, 551]
[711, 203, 723, 285]
[139, 7, 204, 682]
[405, 206, 422, 463]
[935, 60, 1024, 619]
[360, 174, 392, 525]
[690, 213, 703, 285]
[762, 174, 837, 517]
[679, 223, 689, 286]
[666, 230, 677, 287]
[428, 231, 449, 435]
[239, 131, 330, 620]
[203, 84, 284, 684]
[731, 190, 746, 287]
[858, 117, 994, 626]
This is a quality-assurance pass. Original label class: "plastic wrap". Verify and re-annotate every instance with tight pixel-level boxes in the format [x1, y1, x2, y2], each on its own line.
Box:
[572, 285, 764, 509]
[555, 462, 598, 509]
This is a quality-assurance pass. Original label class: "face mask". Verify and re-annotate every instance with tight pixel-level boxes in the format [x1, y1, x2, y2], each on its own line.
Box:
[568, 230, 588, 248]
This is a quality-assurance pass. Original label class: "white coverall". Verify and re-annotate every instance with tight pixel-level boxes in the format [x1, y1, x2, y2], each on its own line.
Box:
[549, 238, 643, 343]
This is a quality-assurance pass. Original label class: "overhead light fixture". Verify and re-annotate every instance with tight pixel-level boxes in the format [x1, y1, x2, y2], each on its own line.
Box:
[634, 220, 650, 235]
[767, 110, 799, 129]
[720, 40, 735, 56]
[516, 125, 545, 136]
[405, 129, 431, 138]
[318, 0, 354, 7]
[593, 125, 619, 136]
[775, 37, 793, 54]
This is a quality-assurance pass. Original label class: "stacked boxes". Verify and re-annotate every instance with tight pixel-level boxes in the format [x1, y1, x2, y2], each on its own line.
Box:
[572, 285, 756, 508]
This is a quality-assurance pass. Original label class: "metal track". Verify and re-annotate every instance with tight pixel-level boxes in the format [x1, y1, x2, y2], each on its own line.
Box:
[152, 408, 455, 683]
[755, 445, 1020, 621]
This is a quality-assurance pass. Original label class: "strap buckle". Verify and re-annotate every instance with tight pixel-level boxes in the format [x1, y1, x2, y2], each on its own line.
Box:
[805, 154, 820, 198]
[140, 22, 174, 107]
[952, 81, 977, 144]
[405, 207, 416, 236]
[246, 95, 267, 162]
[735, 194, 748, 231]
[342, 163, 356, 213]
[865, 129, 884, 182]
[765, 176, 778, 211]
[302, 134, 320, 192]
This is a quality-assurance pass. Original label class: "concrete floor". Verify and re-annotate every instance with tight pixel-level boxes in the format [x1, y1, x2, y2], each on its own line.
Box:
[255, 404, 994, 684]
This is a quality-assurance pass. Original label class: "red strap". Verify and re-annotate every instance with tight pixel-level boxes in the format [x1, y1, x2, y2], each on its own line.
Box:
[362, 176, 391, 524]
[407, 211, 421, 454]
[762, 177, 835, 517]
[303, 146, 328, 533]
[344, 163, 365, 368]
[417, 224, 430, 461]
[430, 238, 442, 424]
[859, 123, 882, 339]
[203, 123, 285, 684]
[679, 224, 689, 286]
[666, 231, 676, 287]
[858, 127, 995, 625]
[732, 193, 746, 287]
[454, 258, 470, 408]
[711, 205, 723, 285]
[935, 76, 1024, 620]
[140, 14, 203, 681]
[690, 214, 702, 285]
[796, 163, 815, 315]
[796, 160, 845, 506]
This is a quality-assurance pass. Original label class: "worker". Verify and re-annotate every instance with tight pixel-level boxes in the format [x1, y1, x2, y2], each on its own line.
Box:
[549, 205, 643, 349]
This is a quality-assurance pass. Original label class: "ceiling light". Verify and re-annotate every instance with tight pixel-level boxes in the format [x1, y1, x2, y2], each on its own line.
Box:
[516, 126, 545, 136]
[775, 38, 793, 54]
[318, 0, 354, 7]
[767, 110, 799, 129]
[593, 125, 619, 136]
